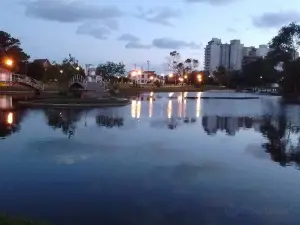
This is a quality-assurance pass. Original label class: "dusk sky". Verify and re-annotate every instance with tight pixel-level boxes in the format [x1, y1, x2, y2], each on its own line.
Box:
[1, 0, 299, 72]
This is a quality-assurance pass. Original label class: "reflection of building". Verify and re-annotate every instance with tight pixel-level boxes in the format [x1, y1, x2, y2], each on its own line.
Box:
[0, 96, 13, 109]
[202, 116, 261, 135]
[96, 115, 123, 128]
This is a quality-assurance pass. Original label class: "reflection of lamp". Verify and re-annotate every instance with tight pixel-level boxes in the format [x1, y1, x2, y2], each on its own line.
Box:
[167, 100, 172, 119]
[131, 100, 136, 118]
[149, 98, 153, 118]
[7, 112, 13, 125]
[196, 92, 201, 118]
[137, 100, 141, 119]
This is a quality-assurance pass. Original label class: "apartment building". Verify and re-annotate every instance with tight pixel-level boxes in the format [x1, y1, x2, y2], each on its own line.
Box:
[204, 38, 270, 72]
[204, 38, 222, 72]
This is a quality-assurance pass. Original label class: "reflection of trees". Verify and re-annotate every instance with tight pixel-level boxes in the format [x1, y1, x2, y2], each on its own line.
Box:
[0, 110, 27, 138]
[96, 115, 124, 128]
[44, 109, 83, 138]
[260, 112, 300, 168]
[202, 116, 258, 136]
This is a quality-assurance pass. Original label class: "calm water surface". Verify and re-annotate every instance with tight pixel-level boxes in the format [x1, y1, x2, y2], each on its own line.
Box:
[1, 92, 300, 225]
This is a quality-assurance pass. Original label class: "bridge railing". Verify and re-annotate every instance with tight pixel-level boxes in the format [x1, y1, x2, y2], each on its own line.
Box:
[12, 74, 45, 91]
[70, 75, 108, 89]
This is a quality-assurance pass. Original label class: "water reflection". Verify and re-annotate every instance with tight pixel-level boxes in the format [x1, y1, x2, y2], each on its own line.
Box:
[44, 109, 83, 139]
[202, 116, 260, 136]
[96, 115, 124, 128]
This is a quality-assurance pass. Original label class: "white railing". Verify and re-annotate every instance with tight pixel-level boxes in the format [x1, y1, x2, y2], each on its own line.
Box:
[70, 75, 108, 89]
[11, 74, 44, 91]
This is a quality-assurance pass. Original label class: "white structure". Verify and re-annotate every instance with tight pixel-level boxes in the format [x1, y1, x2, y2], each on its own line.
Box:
[204, 38, 222, 72]
[130, 71, 158, 84]
[257, 45, 269, 58]
[220, 44, 230, 70]
[0, 68, 12, 82]
[230, 40, 244, 71]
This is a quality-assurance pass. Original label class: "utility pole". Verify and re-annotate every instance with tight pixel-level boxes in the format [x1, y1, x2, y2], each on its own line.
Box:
[147, 60, 150, 72]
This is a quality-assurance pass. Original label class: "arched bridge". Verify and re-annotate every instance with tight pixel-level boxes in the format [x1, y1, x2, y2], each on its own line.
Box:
[1, 74, 44, 91]
[69, 75, 108, 97]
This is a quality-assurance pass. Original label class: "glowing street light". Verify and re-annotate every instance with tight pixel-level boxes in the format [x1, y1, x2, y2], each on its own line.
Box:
[184, 75, 188, 79]
[150, 76, 154, 80]
[168, 73, 173, 78]
[76, 66, 80, 71]
[60, 70, 63, 74]
[131, 71, 137, 76]
[179, 77, 184, 82]
[4, 58, 13, 67]
[137, 70, 142, 75]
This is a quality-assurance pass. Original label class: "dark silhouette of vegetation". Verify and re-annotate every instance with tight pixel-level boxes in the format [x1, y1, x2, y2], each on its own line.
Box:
[0, 215, 48, 225]
[96, 61, 126, 80]
[44, 109, 83, 139]
[0, 31, 30, 73]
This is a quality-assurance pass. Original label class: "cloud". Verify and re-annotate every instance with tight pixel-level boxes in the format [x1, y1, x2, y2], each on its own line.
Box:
[118, 34, 140, 42]
[152, 38, 201, 49]
[135, 7, 180, 26]
[125, 42, 152, 49]
[184, 0, 238, 5]
[227, 27, 237, 33]
[253, 11, 300, 28]
[76, 22, 111, 40]
[23, 0, 123, 23]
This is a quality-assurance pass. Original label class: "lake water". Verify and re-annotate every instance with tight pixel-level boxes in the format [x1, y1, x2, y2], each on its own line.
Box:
[1, 92, 300, 225]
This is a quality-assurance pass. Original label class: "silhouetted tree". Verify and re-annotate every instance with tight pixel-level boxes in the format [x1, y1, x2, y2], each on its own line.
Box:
[0, 31, 30, 72]
[96, 62, 126, 80]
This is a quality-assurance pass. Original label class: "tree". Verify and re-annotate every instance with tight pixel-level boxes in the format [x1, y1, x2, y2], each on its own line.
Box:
[168, 51, 199, 81]
[269, 22, 300, 63]
[96, 62, 125, 79]
[59, 54, 85, 81]
[268, 23, 300, 98]
[27, 61, 45, 80]
[0, 31, 30, 72]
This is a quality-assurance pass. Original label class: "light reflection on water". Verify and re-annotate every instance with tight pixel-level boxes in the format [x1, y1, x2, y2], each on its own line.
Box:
[1, 93, 300, 225]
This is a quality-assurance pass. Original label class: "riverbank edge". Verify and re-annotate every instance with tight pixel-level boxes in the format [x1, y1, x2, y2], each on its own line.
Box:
[18, 98, 131, 108]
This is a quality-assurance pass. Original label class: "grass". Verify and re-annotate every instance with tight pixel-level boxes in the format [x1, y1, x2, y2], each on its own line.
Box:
[0, 215, 48, 225]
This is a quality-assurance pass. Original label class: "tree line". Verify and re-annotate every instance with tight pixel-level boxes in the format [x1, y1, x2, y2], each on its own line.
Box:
[0, 30, 126, 84]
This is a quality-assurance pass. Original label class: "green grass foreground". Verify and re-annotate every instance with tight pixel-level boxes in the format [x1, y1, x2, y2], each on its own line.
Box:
[0, 215, 48, 225]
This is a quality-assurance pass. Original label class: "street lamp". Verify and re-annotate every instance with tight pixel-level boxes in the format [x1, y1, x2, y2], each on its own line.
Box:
[150, 76, 154, 80]
[76, 66, 80, 71]
[179, 77, 184, 82]
[60, 70, 63, 74]
[168, 73, 173, 78]
[4, 58, 13, 67]
[184, 75, 188, 79]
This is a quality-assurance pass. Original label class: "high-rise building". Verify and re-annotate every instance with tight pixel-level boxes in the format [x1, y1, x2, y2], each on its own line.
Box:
[220, 44, 230, 70]
[257, 45, 269, 58]
[229, 40, 243, 70]
[204, 38, 222, 72]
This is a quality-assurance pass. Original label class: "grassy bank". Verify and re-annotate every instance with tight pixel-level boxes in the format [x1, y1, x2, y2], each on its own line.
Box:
[0, 215, 48, 225]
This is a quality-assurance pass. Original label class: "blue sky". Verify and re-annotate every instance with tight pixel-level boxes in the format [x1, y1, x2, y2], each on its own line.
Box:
[1, 0, 300, 72]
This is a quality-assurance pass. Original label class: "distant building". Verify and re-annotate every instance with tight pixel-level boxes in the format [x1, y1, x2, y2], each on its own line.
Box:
[229, 40, 243, 71]
[204, 37, 268, 72]
[129, 70, 159, 84]
[204, 38, 222, 72]
[220, 44, 230, 70]
[33, 59, 51, 70]
[256, 45, 269, 58]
